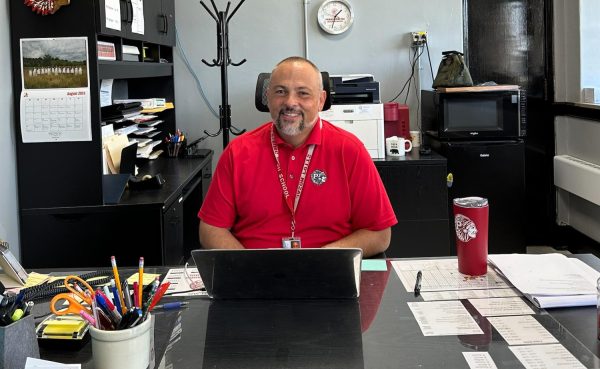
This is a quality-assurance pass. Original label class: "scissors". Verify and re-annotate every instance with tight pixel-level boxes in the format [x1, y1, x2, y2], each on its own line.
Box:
[50, 275, 94, 316]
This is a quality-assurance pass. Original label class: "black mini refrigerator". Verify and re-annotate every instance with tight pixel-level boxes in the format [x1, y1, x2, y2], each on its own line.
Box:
[429, 137, 526, 255]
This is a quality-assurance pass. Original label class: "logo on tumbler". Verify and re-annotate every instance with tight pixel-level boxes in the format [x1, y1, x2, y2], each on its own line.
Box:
[455, 214, 478, 242]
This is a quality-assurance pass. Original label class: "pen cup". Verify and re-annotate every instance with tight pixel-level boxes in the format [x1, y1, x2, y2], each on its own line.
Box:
[0, 314, 40, 369]
[90, 313, 153, 369]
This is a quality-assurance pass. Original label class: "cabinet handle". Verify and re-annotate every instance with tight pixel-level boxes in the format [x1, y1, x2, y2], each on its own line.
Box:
[126, 0, 133, 23]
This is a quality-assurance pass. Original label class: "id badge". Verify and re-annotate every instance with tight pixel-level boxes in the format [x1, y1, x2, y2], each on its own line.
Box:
[282, 237, 301, 249]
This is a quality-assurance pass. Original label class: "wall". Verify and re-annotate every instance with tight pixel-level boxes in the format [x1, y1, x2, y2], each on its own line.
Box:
[553, 0, 600, 244]
[0, 1, 20, 259]
[580, 0, 600, 91]
[173, 0, 463, 158]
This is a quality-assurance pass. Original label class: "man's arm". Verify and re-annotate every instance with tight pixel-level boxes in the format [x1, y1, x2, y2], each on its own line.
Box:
[199, 220, 245, 250]
[322, 227, 391, 258]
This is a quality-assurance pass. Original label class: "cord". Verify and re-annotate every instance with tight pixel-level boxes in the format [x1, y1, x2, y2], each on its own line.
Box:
[390, 46, 424, 103]
[175, 25, 219, 119]
[425, 41, 435, 82]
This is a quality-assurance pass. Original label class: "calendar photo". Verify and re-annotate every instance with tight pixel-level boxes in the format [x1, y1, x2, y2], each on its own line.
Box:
[20, 37, 89, 90]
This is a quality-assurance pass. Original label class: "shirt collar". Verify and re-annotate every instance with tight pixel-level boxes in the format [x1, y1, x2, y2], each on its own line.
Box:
[272, 117, 323, 148]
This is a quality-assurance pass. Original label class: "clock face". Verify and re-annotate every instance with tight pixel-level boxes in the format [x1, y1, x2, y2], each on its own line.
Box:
[317, 0, 354, 35]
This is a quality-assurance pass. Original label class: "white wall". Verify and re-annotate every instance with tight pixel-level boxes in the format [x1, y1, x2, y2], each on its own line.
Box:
[173, 0, 463, 158]
[580, 0, 600, 90]
[553, 0, 600, 243]
[0, 1, 20, 260]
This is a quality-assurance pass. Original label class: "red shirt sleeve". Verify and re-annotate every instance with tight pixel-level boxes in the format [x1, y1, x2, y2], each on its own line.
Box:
[198, 146, 237, 228]
[346, 143, 397, 231]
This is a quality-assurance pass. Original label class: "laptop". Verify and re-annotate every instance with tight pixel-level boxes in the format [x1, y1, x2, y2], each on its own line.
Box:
[191, 248, 363, 299]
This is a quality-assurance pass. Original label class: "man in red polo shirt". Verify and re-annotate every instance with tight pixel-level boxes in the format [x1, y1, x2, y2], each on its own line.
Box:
[198, 57, 397, 257]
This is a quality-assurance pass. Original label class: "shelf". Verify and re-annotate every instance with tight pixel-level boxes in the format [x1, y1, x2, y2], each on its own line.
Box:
[98, 60, 173, 79]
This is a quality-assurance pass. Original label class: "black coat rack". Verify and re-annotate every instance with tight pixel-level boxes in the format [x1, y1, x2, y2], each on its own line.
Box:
[200, 0, 247, 149]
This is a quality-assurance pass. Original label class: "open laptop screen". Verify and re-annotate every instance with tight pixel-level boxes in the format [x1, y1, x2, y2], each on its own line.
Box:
[191, 248, 363, 299]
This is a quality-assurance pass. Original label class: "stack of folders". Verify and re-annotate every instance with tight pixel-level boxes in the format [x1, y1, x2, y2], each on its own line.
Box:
[488, 253, 600, 308]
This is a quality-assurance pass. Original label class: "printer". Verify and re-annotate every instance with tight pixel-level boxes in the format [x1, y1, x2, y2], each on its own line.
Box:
[329, 74, 380, 105]
[320, 74, 385, 158]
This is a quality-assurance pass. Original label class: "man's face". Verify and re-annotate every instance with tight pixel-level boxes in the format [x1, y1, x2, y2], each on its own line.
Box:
[267, 61, 326, 139]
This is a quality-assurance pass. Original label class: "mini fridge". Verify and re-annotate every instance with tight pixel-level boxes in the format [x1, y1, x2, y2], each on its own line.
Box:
[428, 137, 526, 254]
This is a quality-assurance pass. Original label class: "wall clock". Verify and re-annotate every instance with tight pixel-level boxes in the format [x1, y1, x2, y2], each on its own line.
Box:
[317, 0, 354, 35]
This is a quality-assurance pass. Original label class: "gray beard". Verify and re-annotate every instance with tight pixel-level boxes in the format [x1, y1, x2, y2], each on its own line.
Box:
[275, 113, 305, 136]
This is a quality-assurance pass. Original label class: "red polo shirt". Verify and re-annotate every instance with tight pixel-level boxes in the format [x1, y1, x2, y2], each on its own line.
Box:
[198, 119, 397, 248]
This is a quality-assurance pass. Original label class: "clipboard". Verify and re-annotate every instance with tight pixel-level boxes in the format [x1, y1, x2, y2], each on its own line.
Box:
[0, 241, 28, 285]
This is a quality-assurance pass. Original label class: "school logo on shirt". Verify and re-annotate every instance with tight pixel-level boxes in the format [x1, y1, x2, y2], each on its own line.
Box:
[310, 169, 327, 185]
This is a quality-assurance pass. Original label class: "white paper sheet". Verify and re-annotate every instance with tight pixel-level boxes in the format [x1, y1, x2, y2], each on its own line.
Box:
[391, 259, 511, 292]
[508, 344, 586, 369]
[488, 254, 597, 295]
[100, 79, 113, 107]
[467, 297, 535, 316]
[420, 288, 521, 301]
[407, 301, 483, 336]
[163, 267, 207, 297]
[131, 0, 145, 35]
[487, 315, 558, 345]
[462, 352, 498, 369]
[19, 37, 91, 143]
[25, 357, 81, 368]
[104, 0, 121, 31]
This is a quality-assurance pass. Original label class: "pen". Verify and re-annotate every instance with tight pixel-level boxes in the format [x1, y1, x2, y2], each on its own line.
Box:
[152, 301, 189, 311]
[133, 282, 140, 309]
[138, 257, 144, 310]
[111, 286, 123, 315]
[147, 282, 171, 312]
[414, 270, 422, 296]
[111, 256, 127, 314]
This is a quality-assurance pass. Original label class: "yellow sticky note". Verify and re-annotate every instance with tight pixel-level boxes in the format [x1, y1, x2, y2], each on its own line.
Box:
[24, 272, 50, 288]
[127, 272, 160, 286]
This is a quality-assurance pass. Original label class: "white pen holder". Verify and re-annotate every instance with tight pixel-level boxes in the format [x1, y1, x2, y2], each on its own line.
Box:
[89, 313, 154, 369]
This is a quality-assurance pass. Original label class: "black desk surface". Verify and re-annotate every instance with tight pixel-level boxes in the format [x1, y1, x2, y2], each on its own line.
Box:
[37, 255, 600, 368]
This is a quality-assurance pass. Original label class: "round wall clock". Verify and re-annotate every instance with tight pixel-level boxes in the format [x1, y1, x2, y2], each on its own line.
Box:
[317, 0, 354, 35]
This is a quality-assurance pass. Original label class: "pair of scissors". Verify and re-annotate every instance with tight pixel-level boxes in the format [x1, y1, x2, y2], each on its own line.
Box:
[50, 275, 94, 316]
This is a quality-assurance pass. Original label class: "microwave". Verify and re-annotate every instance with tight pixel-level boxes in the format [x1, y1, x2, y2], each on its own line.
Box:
[421, 89, 526, 140]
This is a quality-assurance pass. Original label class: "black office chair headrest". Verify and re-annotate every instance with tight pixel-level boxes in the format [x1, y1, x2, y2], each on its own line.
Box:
[254, 71, 332, 112]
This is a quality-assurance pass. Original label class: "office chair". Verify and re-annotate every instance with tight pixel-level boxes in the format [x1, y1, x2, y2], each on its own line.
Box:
[254, 72, 332, 112]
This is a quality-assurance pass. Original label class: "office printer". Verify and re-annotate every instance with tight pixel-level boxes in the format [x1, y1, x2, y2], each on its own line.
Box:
[329, 74, 380, 104]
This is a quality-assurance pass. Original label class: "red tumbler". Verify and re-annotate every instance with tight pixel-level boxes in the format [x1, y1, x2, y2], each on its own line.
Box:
[453, 197, 489, 276]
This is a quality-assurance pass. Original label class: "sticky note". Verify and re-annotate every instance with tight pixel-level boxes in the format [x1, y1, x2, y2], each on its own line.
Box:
[361, 259, 387, 271]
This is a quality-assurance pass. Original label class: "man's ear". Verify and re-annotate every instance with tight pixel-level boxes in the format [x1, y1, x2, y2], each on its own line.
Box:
[318, 90, 326, 111]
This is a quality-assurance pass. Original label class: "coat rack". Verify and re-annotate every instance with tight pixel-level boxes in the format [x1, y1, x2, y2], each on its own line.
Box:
[200, 0, 247, 149]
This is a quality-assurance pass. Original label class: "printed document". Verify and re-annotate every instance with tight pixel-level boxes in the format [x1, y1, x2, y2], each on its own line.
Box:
[420, 288, 521, 302]
[163, 267, 207, 297]
[462, 352, 498, 369]
[392, 259, 510, 292]
[508, 344, 586, 369]
[488, 254, 599, 308]
[486, 315, 557, 345]
[467, 297, 535, 316]
[407, 300, 483, 336]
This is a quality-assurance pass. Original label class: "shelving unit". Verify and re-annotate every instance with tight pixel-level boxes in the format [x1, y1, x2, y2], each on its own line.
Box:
[9, 0, 212, 268]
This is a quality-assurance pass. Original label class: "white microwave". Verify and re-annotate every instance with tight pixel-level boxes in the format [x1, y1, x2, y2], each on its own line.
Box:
[320, 103, 385, 159]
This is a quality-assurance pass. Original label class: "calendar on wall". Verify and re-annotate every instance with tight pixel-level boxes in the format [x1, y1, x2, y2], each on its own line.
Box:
[19, 36, 92, 143]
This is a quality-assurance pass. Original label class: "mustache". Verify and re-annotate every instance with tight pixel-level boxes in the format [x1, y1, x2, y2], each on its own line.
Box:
[279, 108, 303, 116]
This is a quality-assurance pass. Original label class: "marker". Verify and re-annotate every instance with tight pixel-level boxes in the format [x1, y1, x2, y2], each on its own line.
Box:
[414, 270, 423, 296]
[152, 301, 189, 311]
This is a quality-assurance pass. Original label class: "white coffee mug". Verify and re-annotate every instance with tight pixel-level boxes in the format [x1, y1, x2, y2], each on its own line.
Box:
[386, 136, 413, 157]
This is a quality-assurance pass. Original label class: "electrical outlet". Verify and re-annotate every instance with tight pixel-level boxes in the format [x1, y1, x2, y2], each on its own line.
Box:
[411, 31, 428, 46]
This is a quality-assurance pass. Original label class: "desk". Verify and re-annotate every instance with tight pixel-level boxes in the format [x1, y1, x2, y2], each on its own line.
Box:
[35, 254, 600, 368]
[19, 155, 213, 268]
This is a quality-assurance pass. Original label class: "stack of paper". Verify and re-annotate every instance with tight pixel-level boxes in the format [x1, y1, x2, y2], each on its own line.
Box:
[488, 253, 599, 308]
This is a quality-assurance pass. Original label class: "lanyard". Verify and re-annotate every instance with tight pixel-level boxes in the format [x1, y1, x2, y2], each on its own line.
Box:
[270, 125, 315, 238]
